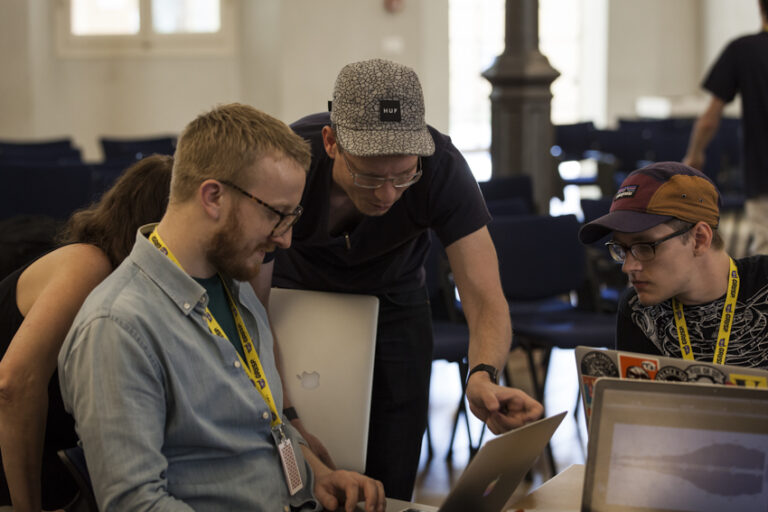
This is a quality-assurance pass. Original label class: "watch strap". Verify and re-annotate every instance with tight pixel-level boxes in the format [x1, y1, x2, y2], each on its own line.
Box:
[283, 406, 299, 421]
[467, 363, 498, 385]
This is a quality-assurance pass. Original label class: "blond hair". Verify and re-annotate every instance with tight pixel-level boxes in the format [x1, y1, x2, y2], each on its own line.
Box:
[170, 103, 311, 202]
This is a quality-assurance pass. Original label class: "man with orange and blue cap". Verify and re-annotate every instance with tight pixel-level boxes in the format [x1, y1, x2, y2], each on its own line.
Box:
[580, 161, 768, 368]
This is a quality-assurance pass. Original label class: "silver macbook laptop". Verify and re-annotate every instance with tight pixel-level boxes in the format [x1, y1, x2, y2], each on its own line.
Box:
[575, 346, 768, 424]
[268, 287, 379, 473]
[396, 411, 567, 512]
[582, 378, 768, 512]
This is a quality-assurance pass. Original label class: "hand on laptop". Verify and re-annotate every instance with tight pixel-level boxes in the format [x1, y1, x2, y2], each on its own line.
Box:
[466, 377, 544, 434]
[302, 445, 386, 512]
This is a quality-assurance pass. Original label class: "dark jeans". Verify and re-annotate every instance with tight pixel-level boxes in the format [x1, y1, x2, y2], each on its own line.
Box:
[364, 288, 434, 501]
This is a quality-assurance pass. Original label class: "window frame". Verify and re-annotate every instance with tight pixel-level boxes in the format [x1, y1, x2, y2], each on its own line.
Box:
[56, 0, 236, 57]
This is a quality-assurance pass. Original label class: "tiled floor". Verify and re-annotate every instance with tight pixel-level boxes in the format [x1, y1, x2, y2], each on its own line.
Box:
[412, 347, 587, 506]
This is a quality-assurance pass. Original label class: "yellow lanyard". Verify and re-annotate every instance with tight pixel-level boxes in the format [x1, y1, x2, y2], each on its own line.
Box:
[672, 258, 740, 365]
[149, 228, 282, 428]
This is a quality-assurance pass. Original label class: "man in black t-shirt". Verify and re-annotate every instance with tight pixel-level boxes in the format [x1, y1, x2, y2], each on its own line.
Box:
[580, 162, 768, 369]
[252, 59, 542, 500]
[684, 0, 768, 254]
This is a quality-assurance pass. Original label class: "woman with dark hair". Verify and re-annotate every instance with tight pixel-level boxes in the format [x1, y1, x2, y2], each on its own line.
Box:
[0, 154, 173, 511]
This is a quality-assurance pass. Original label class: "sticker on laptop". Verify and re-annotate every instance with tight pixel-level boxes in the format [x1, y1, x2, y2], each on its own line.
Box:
[581, 350, 619, 378]
[655, 366, 689, 382]
[581, 375, 599, 420]
[685, 364, 726, 384]
[729, 373, 768, 388]
[618, 354, 659, 380]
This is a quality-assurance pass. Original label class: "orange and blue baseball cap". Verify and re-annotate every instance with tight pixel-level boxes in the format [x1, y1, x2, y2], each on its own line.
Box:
[578, 162, 721, 244]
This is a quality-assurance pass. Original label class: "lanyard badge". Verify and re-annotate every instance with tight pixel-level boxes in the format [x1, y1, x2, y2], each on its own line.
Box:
[673, 258, 740, 365]
[149, 228, 304, 494]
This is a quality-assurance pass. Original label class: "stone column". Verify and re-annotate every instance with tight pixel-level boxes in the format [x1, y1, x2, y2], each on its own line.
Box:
[482, 0, 560, 212]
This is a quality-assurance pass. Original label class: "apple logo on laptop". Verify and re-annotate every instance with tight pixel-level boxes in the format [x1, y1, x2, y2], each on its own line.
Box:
[482, 474, 502, 497]
[297, 371, 320, 390]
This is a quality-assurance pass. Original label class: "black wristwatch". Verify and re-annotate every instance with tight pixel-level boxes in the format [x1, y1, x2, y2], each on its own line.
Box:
[467, 363, 499, 385]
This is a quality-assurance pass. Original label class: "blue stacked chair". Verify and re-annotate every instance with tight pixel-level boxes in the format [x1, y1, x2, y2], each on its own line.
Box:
[488, 213, 616, 473]
[479, 174, 535, 216]
[100, 135, 176, 163]
[0, 138, 82, 166]
[0, 165, 93, 221]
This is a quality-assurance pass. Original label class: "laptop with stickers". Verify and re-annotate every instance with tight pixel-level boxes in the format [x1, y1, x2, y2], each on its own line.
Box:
[574, 346, 768, 424]
[582, 378, 768, 512]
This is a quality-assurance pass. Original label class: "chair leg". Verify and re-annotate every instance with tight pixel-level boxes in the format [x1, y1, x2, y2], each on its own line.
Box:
[573, 388, 586, 456]
[425, 417, 434, 461]
[519, 341, 558, 477]
[521, 341, 544, 403]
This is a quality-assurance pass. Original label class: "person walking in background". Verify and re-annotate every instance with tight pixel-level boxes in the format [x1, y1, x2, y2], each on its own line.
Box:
[683, 0, 768, 254]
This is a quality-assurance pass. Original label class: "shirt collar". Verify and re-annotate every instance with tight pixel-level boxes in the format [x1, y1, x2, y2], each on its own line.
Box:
[131, 224, 208, 316]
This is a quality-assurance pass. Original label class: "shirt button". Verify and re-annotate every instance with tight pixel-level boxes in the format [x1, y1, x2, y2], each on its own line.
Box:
[234, 360, 241, 368]
[183, 302, 191, 310]
[262, 411, 270, 420]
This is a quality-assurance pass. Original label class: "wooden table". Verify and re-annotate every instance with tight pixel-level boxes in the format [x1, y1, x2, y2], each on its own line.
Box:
[508, 464, 585, 511]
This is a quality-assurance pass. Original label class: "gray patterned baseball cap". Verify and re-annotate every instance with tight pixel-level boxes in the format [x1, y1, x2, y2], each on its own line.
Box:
[330, 59, 435, 157]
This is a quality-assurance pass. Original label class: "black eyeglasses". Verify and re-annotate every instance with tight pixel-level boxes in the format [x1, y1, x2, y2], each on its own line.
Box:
[339, 150, 422, 189]
[219, 180, 303, 237]
[605, 226, 693, 263]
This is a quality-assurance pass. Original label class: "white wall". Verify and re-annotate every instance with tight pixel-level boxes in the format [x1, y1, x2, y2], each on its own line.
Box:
[0, 0, 448, 161]
[605, 0, 701, 124]
[0, 0, 761, 160]
[702, 0, 762, 73]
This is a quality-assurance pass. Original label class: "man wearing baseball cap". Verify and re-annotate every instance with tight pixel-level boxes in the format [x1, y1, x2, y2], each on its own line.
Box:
[254, 59, 542, 499]
[579, 162, 768, 367]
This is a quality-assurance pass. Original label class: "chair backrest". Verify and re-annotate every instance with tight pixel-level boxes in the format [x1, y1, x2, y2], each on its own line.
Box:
[0, 215, 62, 281]
[553, 121, 597, 160]
[100, 136, 177, 162]
[488, 214, 586, 301]
[268, 288, 378, 473]
[0, 148, 83, 166]
[478, 175, 534, 214]
[425, 231, 461, 322]
[580, 197, 612, 224]
[0, 138, 74, 154]
[0, 165, 94, 221]
[58, 446, 98, 512]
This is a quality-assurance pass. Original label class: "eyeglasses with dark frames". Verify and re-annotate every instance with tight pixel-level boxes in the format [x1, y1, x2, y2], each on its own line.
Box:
[605, 225, 693, 263]
[219, 180, 303, 237]
[339, 150, 422, 190]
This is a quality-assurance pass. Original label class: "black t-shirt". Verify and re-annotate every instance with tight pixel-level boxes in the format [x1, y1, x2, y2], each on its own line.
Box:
[703, 31, 768, 197]
[617, 255, 768, 369]
[272, 112, 490, 295]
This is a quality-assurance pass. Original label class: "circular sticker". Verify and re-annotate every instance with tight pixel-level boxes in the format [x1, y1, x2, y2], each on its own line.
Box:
[625, 365, 651, 379]
[685, 364, 726, 384]
[655, 366, 689, 382]
[581, 351, 619, 377]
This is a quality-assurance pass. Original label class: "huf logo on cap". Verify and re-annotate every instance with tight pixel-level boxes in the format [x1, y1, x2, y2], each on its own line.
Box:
[614, 185, 638, 200]
[379, 100, 401, 122]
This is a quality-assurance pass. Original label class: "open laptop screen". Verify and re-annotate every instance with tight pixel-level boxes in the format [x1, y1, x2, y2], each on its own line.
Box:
[583, 379, 768, 512]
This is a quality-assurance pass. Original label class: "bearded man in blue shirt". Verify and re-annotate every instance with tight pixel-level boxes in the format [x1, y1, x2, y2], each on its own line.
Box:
[58, 103, 385, 512]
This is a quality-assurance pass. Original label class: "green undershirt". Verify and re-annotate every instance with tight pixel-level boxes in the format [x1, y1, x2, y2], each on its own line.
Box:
[194, 275, 244, 361]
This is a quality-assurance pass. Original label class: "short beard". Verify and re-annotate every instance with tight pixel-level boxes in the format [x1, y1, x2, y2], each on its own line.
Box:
[207, 208, 268, 282]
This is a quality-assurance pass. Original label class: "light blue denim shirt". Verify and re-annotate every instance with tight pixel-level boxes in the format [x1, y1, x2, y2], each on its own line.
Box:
[58, 225, 319, 512]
